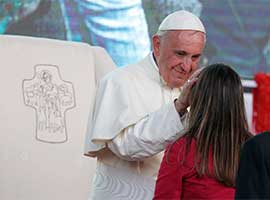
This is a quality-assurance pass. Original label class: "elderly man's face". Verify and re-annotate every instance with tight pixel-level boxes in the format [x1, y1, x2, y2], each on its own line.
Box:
[153, 30, 205, 88]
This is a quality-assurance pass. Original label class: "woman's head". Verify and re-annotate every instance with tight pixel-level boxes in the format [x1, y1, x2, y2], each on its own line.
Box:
[185, 63, 251, 186]
[189, 63, 247, 134]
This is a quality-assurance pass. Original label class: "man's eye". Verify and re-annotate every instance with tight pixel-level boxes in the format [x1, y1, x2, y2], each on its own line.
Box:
[176, 51, 185, 56]
[192, 55, 200, 60]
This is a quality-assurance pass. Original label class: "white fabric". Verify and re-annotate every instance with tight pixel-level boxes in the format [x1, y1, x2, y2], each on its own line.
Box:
[85, 54, 186, 199]
[108, 102, 183, 161]
[0, 35, 116, 200]
[90, 160, 158, 200]
[158, 10, 206, 33]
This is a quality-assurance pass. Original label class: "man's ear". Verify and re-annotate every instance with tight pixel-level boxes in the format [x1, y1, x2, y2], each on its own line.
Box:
[152, 35, 161, 57]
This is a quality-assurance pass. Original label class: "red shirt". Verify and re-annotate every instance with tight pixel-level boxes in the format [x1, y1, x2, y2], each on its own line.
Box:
[154, 137, 235, 200]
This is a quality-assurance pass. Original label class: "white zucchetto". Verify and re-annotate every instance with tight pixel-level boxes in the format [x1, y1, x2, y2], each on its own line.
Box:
[158, 10, 206, 33]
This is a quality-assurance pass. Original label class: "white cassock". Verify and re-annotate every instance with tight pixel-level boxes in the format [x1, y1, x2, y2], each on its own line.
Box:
[85, 53, 186, 200]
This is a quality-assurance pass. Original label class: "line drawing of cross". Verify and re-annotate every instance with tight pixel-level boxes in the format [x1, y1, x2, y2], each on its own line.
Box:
[22, 64, 76, 143]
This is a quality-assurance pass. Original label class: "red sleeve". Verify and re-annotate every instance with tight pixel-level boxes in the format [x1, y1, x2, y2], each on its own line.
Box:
[153, 139, 185, 200]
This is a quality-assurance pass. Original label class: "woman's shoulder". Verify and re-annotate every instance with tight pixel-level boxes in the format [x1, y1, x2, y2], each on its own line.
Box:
[165, 137, 197, 164]
[174, 137, 197, 149]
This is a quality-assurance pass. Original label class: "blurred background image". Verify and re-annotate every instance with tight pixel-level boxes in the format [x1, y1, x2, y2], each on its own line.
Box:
[1, 0, 269, 78]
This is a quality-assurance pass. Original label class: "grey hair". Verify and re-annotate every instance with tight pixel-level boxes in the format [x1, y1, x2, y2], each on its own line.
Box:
[155, 30, 168, 37]
[156, 29, 206, 42]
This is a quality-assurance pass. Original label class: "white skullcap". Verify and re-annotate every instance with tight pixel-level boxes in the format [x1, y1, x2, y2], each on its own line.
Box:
[158, 10, 206, 33]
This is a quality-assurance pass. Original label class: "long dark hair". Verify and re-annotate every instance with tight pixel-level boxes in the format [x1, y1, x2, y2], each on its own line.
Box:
[184, 63, 252, 187]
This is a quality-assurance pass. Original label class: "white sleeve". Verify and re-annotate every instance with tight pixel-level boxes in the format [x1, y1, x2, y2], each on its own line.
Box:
[107, 102, 186, 161]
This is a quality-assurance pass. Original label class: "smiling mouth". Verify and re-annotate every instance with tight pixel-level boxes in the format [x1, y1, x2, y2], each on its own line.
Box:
[172, 69, 189, 81]
[172, 67, 181, 73]
[173, 68, 186, 76]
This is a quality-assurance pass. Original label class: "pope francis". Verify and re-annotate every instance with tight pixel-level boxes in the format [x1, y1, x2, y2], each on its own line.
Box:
[85, 10, 206, 200]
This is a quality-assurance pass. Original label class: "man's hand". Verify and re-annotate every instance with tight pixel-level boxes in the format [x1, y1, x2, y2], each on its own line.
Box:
[174, 68, 203, 114]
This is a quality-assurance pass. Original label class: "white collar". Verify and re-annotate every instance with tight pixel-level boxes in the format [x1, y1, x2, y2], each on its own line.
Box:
[149, 52, 168, 86]
[149, 52, 159, 72]
[149, 53, 181, 94]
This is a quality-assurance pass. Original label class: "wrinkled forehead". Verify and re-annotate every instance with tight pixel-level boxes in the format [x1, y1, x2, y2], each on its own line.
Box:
[160, 30, 206, 50]
[172, 30, 206, 44]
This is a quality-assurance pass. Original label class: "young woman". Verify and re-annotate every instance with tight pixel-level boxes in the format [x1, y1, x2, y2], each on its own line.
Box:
[154, 63, 252, 200]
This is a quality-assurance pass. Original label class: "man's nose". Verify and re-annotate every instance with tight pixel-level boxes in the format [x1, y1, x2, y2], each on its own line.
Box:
[181, 57, 192, 72]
